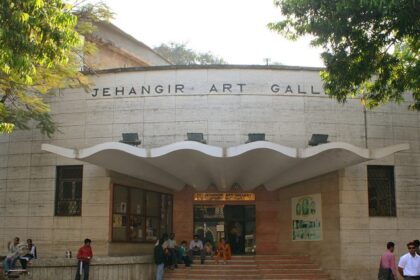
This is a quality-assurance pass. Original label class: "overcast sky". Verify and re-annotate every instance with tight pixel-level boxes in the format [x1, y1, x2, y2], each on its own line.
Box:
[99, 0, 324, 67]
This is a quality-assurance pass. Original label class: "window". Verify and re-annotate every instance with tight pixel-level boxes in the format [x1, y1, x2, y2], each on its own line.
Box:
[368, 165, 396, 217]
[55, 165, 83, 216]
[112, 185, 172, 242]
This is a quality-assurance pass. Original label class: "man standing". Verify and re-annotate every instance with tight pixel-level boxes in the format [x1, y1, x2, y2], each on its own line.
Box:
[398, 241, 420, 279]
[378, 241, 397, 280]
[154, 238, 165, 280]
[75, 238, 93, 280]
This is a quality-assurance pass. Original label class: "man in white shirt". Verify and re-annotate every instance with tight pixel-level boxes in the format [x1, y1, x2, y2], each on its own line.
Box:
[188, 235, 205, 264]
[2, 237, 21, 275]
[398, 241, 420, 279]
[167, 233, 178, 269]
[19, 239, 37, 269]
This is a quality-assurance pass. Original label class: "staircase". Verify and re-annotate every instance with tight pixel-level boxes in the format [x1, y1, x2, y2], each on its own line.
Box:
[163, 255, 330, 280]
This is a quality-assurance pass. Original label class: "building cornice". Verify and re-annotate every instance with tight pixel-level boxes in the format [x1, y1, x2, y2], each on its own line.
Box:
[82, 64, 326, 75]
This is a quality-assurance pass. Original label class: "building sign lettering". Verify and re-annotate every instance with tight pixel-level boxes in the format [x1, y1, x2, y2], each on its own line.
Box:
[193, 193, 255, 201]
[91, 82, 323, 97]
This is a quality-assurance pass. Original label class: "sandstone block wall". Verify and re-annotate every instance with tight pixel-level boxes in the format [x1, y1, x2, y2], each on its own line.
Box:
[0, 68, 419, 280]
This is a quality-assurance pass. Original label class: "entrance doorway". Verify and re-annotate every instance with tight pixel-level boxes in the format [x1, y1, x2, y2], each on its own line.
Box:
[193, 205, 256, 254]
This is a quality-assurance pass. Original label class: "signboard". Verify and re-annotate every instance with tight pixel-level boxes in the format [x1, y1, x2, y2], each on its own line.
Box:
[90, 82, 323, 98]
[193, 193, 255, 201]
[216, 225, 225, 232]
[291, 193, 322, 241]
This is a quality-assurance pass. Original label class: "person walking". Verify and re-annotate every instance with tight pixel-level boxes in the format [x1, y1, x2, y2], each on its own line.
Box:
[378, 241, 397, 280]
[398, 241, 420, 279]
[154, 238, 165, 280]
[75, 239, 93, 280]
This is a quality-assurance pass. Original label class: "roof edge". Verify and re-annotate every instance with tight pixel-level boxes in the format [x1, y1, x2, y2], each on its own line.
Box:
[82, 64, 325, 75]
[94, 21, 172, 65]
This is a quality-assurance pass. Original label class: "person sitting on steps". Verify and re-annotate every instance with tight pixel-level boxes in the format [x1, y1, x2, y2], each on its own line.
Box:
[19, 239, 37, 270]
[188, 235, 205, 264]
[167, 233, 178, 269]
[3, 237, 21, 275]
[204, 240, 215, 259]
[215, 237, 231, 264]
[178, 241, 192, 267]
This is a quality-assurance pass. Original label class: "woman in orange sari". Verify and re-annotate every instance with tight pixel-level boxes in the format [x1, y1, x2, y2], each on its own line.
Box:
[215, 238, 231, 264]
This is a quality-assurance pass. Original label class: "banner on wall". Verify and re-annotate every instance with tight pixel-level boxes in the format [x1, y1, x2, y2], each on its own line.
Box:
[291, 193, 322, 241]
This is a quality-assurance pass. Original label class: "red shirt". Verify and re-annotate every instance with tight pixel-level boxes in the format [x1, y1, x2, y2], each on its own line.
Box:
[380, 250, 397, 278]
[77, 245, 93, 263]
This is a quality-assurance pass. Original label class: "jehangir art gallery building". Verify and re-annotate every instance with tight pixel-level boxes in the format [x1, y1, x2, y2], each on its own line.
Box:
[1, 22, 420, 280]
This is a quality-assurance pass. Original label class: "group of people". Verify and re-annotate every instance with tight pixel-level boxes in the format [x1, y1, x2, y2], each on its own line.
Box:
[2, 237, 92, 280]
[154, 233, 232, 280]
[379, 240, 420, 280]
[2, 237, 37, 276]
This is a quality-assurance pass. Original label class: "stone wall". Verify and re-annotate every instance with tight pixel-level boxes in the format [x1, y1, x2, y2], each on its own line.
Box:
[254, 187, 281, 254]
[0, 145, 111, 257]
[86, 43, 149, 70]
[277, 172, 341, 280]
[172, 187, 194, 244]
[338, 101, 420, 280]
[0, 256, 154, 280]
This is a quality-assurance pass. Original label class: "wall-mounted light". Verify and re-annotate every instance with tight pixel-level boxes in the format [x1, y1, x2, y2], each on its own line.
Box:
[308, 134, 329, 146]
[246, 133, 265, 143]
[186, 132, 206, 144]
[120, 133, 141, 146]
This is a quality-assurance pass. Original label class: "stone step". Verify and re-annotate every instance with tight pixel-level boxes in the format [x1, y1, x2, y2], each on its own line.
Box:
[190, 261, 257, 266]
[192, 255, 255, 258]
[167, 269, 259, 275]
[164, 275, 261, 280]
[191, 257, 256, 262]
[259, 264, 319, 269]
[164, 254, 331, 280]
[256, 259, 314, 264]
[255, 255, 311, 259]
[164, 277, 329, 280]
[259, 268, 325, 274]
[260, 274, 330, 280]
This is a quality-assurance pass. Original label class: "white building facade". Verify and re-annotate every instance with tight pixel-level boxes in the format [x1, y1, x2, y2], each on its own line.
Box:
[0, 24, 419, 280]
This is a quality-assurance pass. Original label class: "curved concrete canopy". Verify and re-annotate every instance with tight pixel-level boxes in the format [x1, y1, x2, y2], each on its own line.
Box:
[42, 141, 409, 191]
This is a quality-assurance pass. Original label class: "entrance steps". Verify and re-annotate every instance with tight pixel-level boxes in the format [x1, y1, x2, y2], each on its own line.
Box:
[163, 255, 330, 280]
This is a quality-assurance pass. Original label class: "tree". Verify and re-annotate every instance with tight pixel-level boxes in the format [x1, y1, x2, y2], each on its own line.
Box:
[0, 0, 112, 136]
[154, 42, 227, 65]
[269, 0, 420, 110]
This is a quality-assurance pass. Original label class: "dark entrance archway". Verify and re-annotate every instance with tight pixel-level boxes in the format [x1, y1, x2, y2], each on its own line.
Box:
[193, 204, 256, 254]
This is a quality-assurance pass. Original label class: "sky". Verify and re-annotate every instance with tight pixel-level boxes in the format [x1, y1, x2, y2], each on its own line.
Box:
[99, 0, 324, 67]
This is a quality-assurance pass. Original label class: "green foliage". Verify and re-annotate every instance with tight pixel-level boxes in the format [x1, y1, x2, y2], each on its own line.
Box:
[269, 0, 420, 110]
[0, 123, 14, 134]
[154, 42, 227, 65]
[0, 0, 112, 136]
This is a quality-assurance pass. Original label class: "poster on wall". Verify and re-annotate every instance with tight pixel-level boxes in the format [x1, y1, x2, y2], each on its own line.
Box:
[291, 193, 322, 241]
